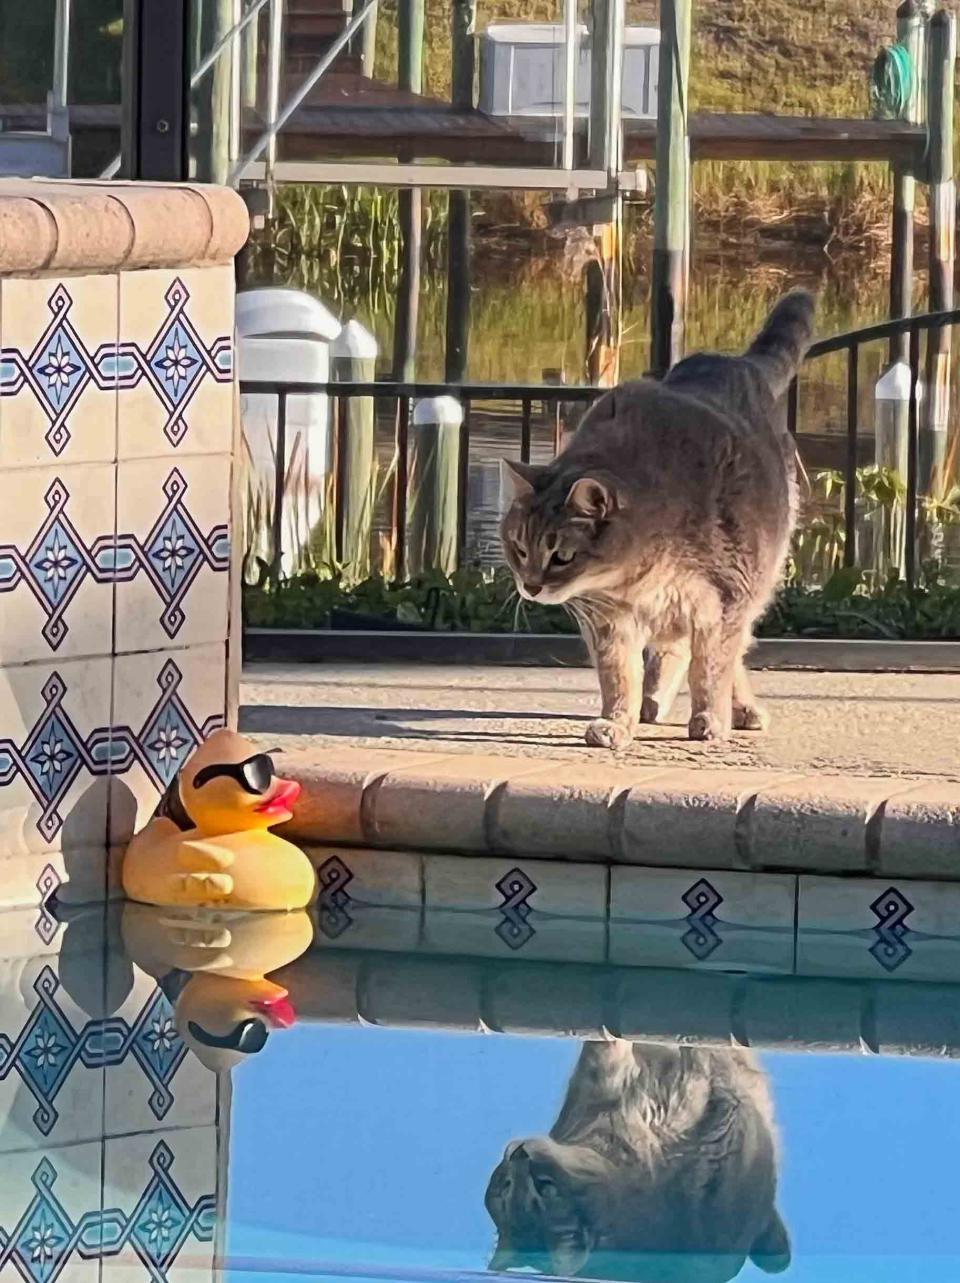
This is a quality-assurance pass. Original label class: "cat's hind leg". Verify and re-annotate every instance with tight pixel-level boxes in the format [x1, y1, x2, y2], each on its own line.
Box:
[641, 638, 690, 724]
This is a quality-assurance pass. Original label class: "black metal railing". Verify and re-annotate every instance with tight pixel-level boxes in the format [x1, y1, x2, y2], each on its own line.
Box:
[792, 307, 960, 587]
[240, 308, 960, 591]
[239, 380, 603, 582]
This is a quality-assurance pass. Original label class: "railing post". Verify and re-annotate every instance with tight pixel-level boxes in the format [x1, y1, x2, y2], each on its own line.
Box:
[650, 0, 692, 376]
[923, 6, 956, 501]
[121, 0, 190, 180]
[193, 0, 235, 184]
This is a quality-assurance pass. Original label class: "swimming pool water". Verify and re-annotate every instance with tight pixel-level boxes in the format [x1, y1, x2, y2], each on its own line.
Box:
[2, 899, 959, 1283]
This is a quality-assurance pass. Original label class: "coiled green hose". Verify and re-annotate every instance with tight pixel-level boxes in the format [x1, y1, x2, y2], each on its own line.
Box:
[871, 41, 915, 121]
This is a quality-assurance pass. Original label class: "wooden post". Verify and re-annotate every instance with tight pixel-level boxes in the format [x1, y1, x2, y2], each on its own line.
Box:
[650, 0, 692, 376]
[333, 322, 378, 580]
[361, 0, 379, 76]
[393, 0, 425, 383]
[445, 0, 476, 384]
[241, 0, 259, 110]
[585, 0, 624, 387]
[407, 397, 462, 575]
[923, 6, 955, 494]
[585, 211, 622, 386]
[889, 0, 924, 365]
[193, 0, 234, 184]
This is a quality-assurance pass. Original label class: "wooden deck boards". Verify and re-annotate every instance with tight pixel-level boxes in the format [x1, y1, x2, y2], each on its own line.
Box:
[0, 88, 926, 167]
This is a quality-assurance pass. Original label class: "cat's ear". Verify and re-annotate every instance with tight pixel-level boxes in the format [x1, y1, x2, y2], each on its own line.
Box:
[749, 1209, 791, 1274]
[500, 458, 540, 506]
[565, 476, 616, 519]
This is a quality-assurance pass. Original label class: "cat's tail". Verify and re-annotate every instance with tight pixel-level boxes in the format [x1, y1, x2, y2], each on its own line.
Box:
[746, 289, 816, 399]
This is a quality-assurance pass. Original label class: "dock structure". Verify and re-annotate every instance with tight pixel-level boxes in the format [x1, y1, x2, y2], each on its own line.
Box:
[1, 0, 952, 390]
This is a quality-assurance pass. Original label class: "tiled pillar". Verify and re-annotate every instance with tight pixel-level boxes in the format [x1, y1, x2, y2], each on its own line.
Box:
[0, 179, 249, 909]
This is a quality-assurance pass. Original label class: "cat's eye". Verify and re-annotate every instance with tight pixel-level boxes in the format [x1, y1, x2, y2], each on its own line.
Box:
[515, 544, 528, 562]
[551, 549, 576, 567]
[534, 1176, 558, 1198]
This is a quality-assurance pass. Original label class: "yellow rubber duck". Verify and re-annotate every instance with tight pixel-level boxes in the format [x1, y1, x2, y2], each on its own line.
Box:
[122, 728, 317, 910]
[121, 903, 314, 1071]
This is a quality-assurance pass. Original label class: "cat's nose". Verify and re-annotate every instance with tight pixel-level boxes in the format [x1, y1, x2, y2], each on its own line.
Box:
[524, 585, 542, 598]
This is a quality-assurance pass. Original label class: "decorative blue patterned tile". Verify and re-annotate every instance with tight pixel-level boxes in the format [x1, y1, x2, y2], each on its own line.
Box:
[422, 856, 606, 963]
[108, 645, 227, 852]
[0, 1140, 102, 1282]
[609, 867, 796, 973]
[0, 950, 106, 1153]
[115, 457, 231, 653]
[103, 1129, 218, 1283]
[0, 657, 112, 876]
[0, 275, 119, 468]
[118, 268, 235, 459]
[798, 875, 960, 982]
[101, 963, 213, 1138]
[0, 465, 116, 663]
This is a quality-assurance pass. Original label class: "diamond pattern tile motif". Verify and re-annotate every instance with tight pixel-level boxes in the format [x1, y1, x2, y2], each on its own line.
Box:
[0, 466, 116, 664]
[0, 276, 119, 468]
[109, 644, 227, 849]
[115, 459, 231, 652]
[118, 267, 235, 458]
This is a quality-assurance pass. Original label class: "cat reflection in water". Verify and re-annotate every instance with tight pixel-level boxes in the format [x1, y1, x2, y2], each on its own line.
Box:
[485, 1041, 790, 1283]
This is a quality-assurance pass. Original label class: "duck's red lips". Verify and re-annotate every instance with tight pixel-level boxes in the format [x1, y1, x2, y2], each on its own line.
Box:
[254, 777, 301, 816]
[251, 991, 296, 1029]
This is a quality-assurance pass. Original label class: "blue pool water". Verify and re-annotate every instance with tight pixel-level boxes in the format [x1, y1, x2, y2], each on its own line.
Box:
[228, 1023, 960, 1283]
[2, 898, 960, 1283]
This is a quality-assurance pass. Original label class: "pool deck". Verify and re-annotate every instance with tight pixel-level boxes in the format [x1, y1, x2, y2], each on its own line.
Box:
[241, 662, 960, 878]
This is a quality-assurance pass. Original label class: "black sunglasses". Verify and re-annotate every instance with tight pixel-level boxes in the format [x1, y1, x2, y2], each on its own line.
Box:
[188, 1018, 269, 1055]
[193, 752, 276, 796]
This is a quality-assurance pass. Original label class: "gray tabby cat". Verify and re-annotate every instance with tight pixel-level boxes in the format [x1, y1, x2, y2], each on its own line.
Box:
[500, 291, 815, 747]
[485, 1041, 790, 1283]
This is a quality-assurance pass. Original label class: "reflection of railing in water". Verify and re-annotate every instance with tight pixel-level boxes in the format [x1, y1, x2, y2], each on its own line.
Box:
[241, 309, 960, 591]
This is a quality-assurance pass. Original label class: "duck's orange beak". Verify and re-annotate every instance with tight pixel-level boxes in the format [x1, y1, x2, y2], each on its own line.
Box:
[251, 988, 296, 1029]
[254, 776, 301, 819]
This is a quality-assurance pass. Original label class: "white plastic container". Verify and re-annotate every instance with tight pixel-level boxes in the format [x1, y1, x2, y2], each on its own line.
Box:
[236, 288, 342, 577]
[478, 23, 659, 120]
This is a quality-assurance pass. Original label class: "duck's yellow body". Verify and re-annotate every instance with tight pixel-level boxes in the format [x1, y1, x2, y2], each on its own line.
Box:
[122, 729, 316, 911]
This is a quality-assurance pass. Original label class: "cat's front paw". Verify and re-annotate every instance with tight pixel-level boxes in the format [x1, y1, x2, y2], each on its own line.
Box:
[586, 718, 634, 750]
[733, 702, 769, 731]
[688, 712, 727, 742]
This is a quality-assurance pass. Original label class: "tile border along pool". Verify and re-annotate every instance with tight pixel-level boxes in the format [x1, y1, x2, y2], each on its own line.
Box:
[297, 847, 960, 985]
[282, 748, 959, 879]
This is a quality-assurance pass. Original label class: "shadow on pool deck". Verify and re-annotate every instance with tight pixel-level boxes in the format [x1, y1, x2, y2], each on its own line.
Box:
[241, 661, 960, 780]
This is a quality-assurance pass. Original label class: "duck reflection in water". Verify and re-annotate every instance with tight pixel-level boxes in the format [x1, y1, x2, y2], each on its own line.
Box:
[120, 904, 313, 1072]
[485, 1042, 790, 1283]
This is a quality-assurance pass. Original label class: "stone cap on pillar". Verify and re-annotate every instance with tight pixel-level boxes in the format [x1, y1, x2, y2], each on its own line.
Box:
[0, 177, 249, 276]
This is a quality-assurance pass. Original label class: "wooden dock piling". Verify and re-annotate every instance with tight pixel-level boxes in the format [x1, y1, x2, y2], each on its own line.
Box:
[393, 0, 425, 383]
[923, 6, 956, 492]
[650, 0, 692, 376]
[889, 0, 924, 365]
[444, 0, 476, 384]
[585, 0, 624, 387]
